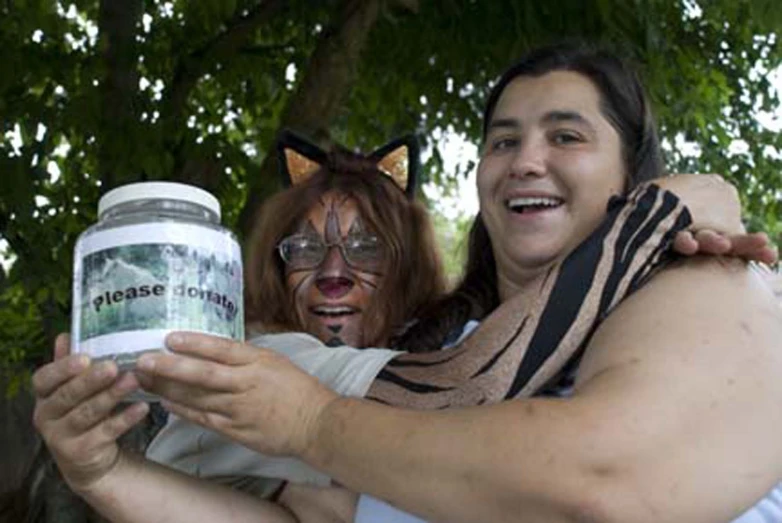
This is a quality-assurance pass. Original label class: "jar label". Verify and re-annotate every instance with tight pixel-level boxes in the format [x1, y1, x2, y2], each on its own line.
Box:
[72, 223, 243, 359]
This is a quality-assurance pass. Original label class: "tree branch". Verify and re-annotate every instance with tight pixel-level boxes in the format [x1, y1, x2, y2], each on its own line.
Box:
[163, 0, 288, 135]
[236, 0, 389, 239]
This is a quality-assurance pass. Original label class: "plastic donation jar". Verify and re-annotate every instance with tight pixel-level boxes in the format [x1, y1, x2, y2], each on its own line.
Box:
[71, 182, 244, 386]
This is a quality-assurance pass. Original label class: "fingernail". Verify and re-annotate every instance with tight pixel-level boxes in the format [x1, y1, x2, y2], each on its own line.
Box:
[167, 333, 184, 348]
[116, 372, 139, 392]
[70, 355, 90, 371]
[95, 361, 116, 378]
[136, 355, 155, 371]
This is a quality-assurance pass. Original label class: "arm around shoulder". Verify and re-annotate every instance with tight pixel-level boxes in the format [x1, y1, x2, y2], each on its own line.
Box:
[300, 258, 782, 523]
[570, 257, 782, 522]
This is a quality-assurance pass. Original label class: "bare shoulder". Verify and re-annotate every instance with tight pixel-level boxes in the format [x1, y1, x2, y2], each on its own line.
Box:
[577, 257, 782, 385]
[571, 258, 782, 520]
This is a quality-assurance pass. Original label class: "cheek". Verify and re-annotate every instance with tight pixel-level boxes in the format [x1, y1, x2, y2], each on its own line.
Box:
[286, 272, 314, 312]
[355, 274, 380, 304]
[476, 159, 498, 205]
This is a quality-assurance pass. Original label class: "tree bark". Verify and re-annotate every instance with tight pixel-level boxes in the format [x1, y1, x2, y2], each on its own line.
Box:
[96, 0, 143, 192]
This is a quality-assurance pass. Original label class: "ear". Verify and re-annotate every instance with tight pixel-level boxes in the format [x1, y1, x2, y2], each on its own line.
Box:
[276, 130, 329, 187]
[369, 134, 420, 198]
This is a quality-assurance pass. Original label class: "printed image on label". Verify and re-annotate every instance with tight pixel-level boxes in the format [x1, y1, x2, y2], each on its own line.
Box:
[72, 223, 243, 359]
[79, 242, 242, 339]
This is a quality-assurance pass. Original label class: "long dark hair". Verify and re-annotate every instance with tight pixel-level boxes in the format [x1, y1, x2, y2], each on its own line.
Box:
[397, 42, 666, 352]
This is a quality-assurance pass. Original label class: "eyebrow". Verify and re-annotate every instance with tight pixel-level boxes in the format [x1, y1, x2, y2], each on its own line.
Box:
[486, 118, 520, 132]
[487, 111, 597, 133]
[541, 110, 596, 132]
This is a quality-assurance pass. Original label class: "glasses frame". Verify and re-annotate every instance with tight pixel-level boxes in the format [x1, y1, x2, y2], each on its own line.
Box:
[276, 233, 385, 271]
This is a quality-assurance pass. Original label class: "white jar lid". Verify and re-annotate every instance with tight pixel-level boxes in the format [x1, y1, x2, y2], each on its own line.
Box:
[98, 182, 221, 219]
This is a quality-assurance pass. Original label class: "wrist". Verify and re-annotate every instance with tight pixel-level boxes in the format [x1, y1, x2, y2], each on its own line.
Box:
[75, 449, 135, 502]
[299, 394, 349, 468]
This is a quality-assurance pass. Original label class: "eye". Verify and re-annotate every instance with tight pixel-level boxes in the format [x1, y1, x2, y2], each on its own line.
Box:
[279, 235, 323, 264]
[344, 235, 384, 262]
[550, 130, 583, 145]
[489, 136, 520, 152]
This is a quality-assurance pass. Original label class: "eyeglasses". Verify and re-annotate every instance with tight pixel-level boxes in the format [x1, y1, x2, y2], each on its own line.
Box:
[277, 233, 385, 271]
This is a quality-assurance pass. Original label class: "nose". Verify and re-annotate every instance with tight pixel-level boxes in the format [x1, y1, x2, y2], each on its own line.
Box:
[509, 137, 546, 179]
[317, 244, 350, 278]
[314, 246, 355, 298]
[315, 276, 354, 299]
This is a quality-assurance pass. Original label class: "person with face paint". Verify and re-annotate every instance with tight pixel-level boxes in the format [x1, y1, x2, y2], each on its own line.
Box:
[30, 134, 448, 522]
[140, 133, 448, 499]
[32, 47, 781, 522]
[247, 132, 441, 352]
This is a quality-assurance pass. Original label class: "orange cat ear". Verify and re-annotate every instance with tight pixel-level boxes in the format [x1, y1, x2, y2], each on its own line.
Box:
[276, 130, 328, 187]
[282, 148, 322, 186]
[370, 135, 419, 198]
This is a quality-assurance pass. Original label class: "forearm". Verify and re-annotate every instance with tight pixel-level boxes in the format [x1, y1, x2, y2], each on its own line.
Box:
[304, 397, 600, 523]
[79, 450, 296, 523]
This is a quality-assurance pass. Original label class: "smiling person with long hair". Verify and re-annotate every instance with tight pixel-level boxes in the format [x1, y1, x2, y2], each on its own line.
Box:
[32, 43, 781, 523]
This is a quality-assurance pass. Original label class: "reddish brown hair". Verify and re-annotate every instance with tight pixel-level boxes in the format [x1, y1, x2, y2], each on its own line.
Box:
[245, 150, 446, 349]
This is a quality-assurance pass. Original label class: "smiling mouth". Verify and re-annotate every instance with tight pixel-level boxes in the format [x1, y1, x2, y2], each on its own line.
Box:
[310, 305, 359, 318]
[505, 196, 564, 214]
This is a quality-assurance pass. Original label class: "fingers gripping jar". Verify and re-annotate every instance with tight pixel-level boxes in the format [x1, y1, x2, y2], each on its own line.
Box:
[72, 182, 244, 372]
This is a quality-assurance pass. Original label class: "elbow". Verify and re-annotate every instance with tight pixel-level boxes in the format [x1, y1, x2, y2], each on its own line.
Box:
[514, 456, 651, 523]
[490, 462, 638, 523]
[557, 465, 663, 523]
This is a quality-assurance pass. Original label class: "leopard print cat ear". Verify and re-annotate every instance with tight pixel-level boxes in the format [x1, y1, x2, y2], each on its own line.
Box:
[277, 130, 329, 188]
[369, 134, 419, 198]
[276, 130, 420, 198]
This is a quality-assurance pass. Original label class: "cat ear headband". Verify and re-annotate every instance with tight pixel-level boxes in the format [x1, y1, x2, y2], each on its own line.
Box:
[276, 129, 419, 198]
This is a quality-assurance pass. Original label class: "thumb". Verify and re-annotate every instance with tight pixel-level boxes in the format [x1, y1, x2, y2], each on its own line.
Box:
[54, 333, 72, 361]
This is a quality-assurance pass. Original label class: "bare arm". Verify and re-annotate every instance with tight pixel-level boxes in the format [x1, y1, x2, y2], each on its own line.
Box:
[32, 336, 298, 523]
[82, 452, 298, 523]
[300, 259, 782, 522]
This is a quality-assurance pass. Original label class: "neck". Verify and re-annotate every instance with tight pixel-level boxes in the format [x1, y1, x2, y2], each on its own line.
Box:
[497, 266, 552, 304]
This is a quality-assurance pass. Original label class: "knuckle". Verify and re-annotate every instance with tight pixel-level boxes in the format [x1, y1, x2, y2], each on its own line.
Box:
[32, 406, 47, 432]
[75, 399, 101, 427]
[198, 364, 217, 384]
[60, 438, 82, 460]
[32, 363, 58, 395]
[102, 414, 128, 440]
[31, 372, 46, 396]
[57, 384, 79, 409]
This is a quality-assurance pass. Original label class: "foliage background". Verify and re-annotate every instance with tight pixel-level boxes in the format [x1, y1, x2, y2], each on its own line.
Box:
[1, 0, 781, 389]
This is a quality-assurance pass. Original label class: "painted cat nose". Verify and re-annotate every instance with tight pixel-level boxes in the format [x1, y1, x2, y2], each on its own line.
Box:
[315, 277, 354, 299]
[318, 244, 349, 274]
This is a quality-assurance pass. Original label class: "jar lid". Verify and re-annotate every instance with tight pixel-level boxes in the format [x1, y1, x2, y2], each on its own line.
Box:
[98, 182, 221, 219]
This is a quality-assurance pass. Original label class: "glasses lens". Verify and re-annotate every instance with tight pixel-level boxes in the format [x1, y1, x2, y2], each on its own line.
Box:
[343, 235, 384, 269]
[279, 235, 324, 269]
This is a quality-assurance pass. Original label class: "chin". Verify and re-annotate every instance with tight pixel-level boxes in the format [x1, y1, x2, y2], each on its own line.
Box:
[507, 242, 564, 269]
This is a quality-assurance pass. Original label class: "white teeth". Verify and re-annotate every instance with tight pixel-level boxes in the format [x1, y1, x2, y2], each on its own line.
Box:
[506, 197, 562, 211]
[312, 306, 355, 316]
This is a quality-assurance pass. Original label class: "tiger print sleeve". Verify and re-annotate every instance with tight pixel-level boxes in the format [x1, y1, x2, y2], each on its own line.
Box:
[366, 183, 693, 409]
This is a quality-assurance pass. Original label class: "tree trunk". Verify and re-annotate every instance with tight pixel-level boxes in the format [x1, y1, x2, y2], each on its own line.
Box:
[96, 0, 143, 192]
[236, 0, 386, 240]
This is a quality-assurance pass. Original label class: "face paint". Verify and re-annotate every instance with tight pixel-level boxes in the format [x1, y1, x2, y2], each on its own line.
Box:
[277, 203, 385, 275]
[325, 337, 345, 347]
[284, 192, 387, 347]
